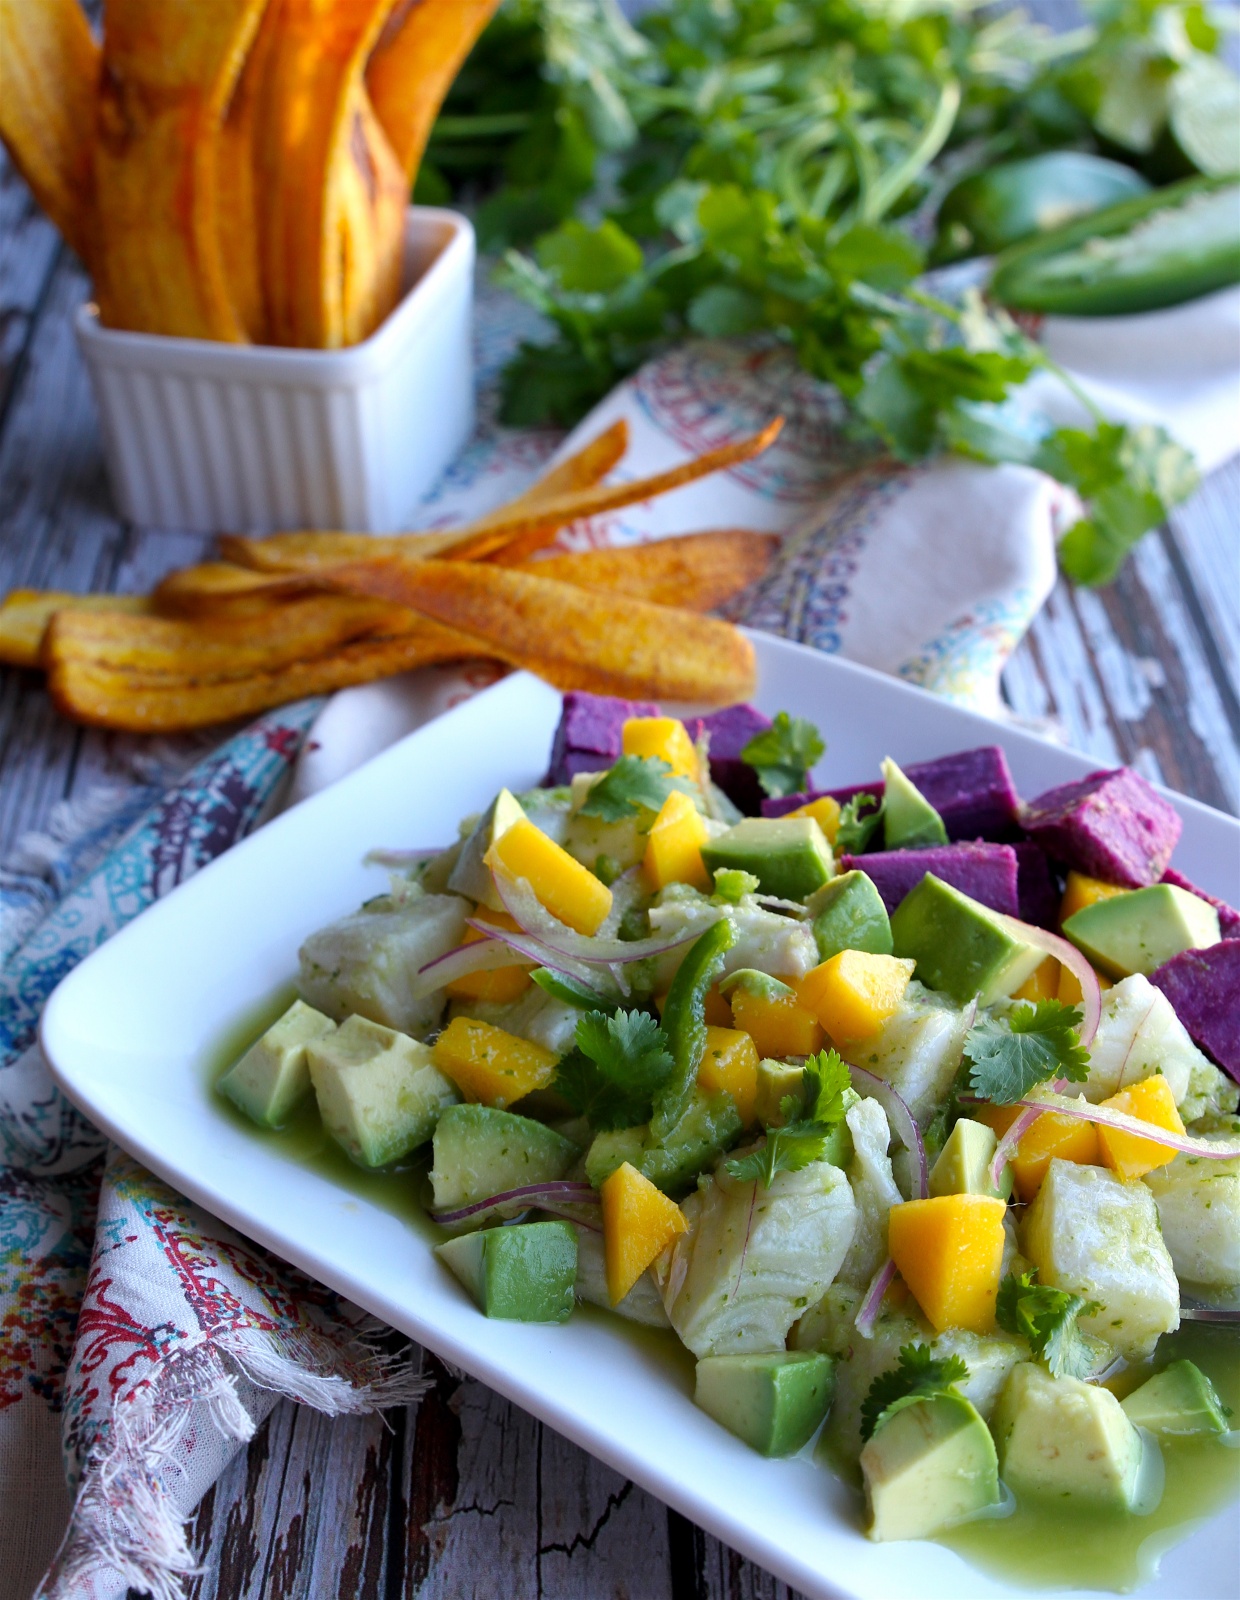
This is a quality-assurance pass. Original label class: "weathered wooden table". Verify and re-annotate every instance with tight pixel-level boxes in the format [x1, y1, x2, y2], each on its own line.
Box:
[2, 138, 1236, 1599]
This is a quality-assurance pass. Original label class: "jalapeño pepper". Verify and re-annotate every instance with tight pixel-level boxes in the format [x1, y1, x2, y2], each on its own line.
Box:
[651, 917, 735, 1139]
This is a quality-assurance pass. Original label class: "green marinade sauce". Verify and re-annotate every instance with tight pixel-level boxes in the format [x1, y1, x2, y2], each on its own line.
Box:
[209, 994, 1239, 1591]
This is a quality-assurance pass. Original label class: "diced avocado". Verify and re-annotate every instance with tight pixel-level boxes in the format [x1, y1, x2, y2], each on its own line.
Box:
[700, 818, 834, 902]
[1063, 884, 1219, 979]
[808, 871, 893, 961]
[430, 1103, 578, 1213]
[307, 1015, 458, 1167]
[219, 999, 336, 1128]
[1121, 1359, 1230, 1436]
[435, 1220, 577, 1322]
[583, 1089, 743, 1194]
[755, 1059, 807, 1126]
[861, 1393, 1000, 1541]
[882, 758, 948, 850]
[890, 873, 1044, 1004]
[929, 1117, 1012, 1200]
[447, 788, 529, 909]
[695, 1351, 835, 1456]
[992, 1362, 1145, 1509]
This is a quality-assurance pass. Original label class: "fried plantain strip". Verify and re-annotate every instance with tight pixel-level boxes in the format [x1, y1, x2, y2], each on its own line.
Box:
[366, 0, 502, 182]
[0, 590, 151, 669]
[514, 530, 777, 611]
[215, 0, 282, 340]
[306, 557, 757, 703]
[0, 0, 99, 265]
[48, 623, 484, 733]
[336, 78, 408, 345]
[92, 0, 268, 340]
[153, 562, 313, 616]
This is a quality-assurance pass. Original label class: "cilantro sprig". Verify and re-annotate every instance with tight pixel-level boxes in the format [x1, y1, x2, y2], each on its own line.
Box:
[860, 1344, 970, 1442]
[740, 713, 826, 800]
[964, 999, 1090, 1105]
[995, 1271, 1104, 1380]
[726, 1049, 852, 1187]
[834, 792, 884, 855]
[553, 1008, 674, 1130]
[578, 755, 690, 822]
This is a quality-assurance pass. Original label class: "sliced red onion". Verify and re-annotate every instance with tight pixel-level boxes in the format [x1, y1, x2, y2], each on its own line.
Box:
[847, 1062, 928, 1199]
[493, 866, 702, 965]
[430, 1180, 600, 1228]
[988, 1103, 1043, 1192]
[364, 846, 446, 868]
[994, 913, 1102, 1045]
[465, 918, 618, 997]
[411, 937, 534, 999]
[981, 1090, 1240, 1161]
[855, 1258, 898, 1338]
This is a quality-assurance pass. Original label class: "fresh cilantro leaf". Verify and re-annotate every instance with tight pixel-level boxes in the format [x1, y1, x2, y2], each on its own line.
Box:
[725, 1049, 853, 1186]
[802, 1048, 852, 1123]
[860, 1344, 971, 1442]
[578, 755, 689, 822]
[964, 1000, 1090, 1104]
[725, 1125, 838, 1187]
[740, 712, 826, 799]
[553, 1008, 674, 1130]
[995, 1271, 1104, 1380]
[834, 793, 884, 855]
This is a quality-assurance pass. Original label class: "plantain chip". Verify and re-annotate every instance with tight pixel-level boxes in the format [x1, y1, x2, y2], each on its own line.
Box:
[92, 0, 268, 340]
[335, 79, 408, 346]
[305, 557, 757, 703]
[0, 590, 150, 670]
[215, 0, 283, 341]
[153, 562, 312, 616]
[0, 0, 99, 266]
[366, 0, 503, 181]
[514, 530, 777, 611]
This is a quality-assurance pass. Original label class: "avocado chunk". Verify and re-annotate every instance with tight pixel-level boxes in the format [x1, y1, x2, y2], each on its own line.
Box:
[890, 873, 1044, 1004]
[754, 1059, 807, 1126]
[695, 1351, 835, 1456]
[1063, 884, 1219, 979]
[929, 1117, 1012, 1201]
[435, 1220, 578, 1322]
[700, 817, 834, 901]
[992, 1362, 1145, 1508]
[861, 1393, 1000, 1541]
[882, 758, 948, 850]
[219, 999, 336, 1128]
[1121, 1359, 1229, 1436]
[809, 870, 893, 961]
[430, 1103, 578, 1214]
[307, 1015, 458, 1167]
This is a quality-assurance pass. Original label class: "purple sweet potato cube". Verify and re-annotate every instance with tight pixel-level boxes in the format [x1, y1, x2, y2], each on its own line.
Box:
[545, 691, 659, 785]
[1150, 940, 1240, 1082]
[1020, 767, 1181, 888]
[840, 842, 1021, 917]
[1013, 841, 1059, 929]
[683, 703, 772, 813]
[1161, 868, 1240, 940]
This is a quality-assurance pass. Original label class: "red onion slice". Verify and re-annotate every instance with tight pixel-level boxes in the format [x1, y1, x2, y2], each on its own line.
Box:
[988, 1103, 1042, 1191]
[855, 1258, 898, 1338]
[431, 1180, 601, 1228]
[847, 1062, 928, 1199]
[493, 866, 704, 965]
[465, 919, 619, 997]
[412, 937, 534, 999]
[966, 1089, 1240, 1161]
[993, 913, 1102, 1045]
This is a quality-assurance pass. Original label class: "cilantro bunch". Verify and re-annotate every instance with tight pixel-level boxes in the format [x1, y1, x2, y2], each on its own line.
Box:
[964, 998, 1091, 1104]
[577, 754, 692, 821]
[554, 1007, 675, 1129]
[860, 1344, 971, 1441]
[726, 1049, 854, 1187]
[996, 1270, 1106, 1379]
[740, 712, 825, 799]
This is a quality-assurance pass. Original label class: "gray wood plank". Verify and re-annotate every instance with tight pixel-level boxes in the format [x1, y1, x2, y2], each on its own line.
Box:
[0, 150, 62, 422]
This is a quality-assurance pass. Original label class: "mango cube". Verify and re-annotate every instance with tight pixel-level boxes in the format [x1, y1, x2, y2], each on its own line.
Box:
[799, 950, 915, 1043]
[888, 1193, 1007, 1333]
[1097, 1073, 1184, 1180]
[444, 911, 532, 1004]
[486, 815, 613, 935]
[601, 1160, 688, 1304]
[977, 1102, 1099, 1202]
[1060, 871, 1127, 925]
[1013, 957, 1060, 1003]
[730, 984, 825, 1059]
[644, 788, 711, 891]
[622, 715, 700, 781]
[697, 1026, 761, 1125]
[432, 1016, 557, 1109]
[787, 795, 842, 844]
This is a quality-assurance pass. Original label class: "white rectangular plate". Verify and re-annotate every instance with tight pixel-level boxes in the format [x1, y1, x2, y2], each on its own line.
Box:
[42, 634, 1240, 1600]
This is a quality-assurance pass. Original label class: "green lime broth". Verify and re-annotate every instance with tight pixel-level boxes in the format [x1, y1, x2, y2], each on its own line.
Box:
[210, 997, 1239, 1592]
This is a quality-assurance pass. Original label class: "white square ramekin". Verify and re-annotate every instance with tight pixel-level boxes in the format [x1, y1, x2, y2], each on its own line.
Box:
[75, 207, 476, 534]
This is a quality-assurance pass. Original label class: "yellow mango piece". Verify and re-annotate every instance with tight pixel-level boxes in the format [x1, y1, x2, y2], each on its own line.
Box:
[1013, 957, 1060, 1003]
[799, 951, 915, 1043]
[656, 986, 732, 1028]
[1097, 1074, 1184, 1181]
[786, 795, 841, 845]
[601, 1161, 688, 1304]
[730, 985, 825, 1059]
[444, 911, 531, 1003]
[1060, 871, 1127, 926]
[1057, 960, 1113, 1005]
[432, 1017, 556, 1109]
[697, 1025, 761, 1124]
[644, 788, 711, 891]
[888, 1194, 1007, 1333]
[486, 815, 613, 935]
[621, 715, 700, 781]
[977, 1103, 1099, 1203]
